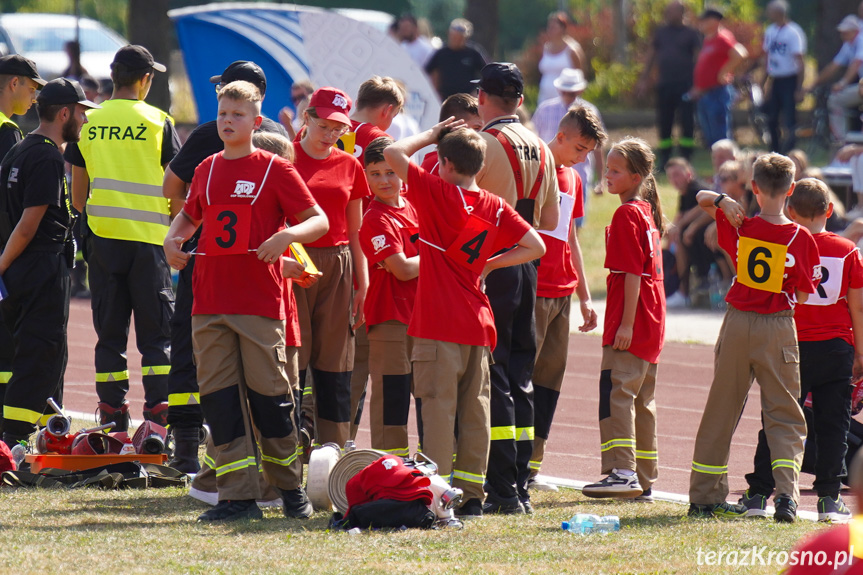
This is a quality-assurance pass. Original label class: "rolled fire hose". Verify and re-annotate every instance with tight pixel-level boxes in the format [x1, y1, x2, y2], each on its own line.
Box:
[306, 443, 341, 511]
[327, 448, 386, 515]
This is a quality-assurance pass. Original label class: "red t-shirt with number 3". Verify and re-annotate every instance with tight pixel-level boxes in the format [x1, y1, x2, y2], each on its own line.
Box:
[407, 163, 532, 349]
[185, 149, 317, 329]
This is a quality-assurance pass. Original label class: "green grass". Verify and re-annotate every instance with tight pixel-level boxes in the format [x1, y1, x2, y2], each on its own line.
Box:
[0, 484, 827, 575]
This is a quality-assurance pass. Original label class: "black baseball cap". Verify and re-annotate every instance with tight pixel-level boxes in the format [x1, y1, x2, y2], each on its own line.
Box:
[472, 62, 524, 98]
[37, 78, 100, 109]
[112, 45, 166, 72]
[209, 61, 267, 96]
[698, 8, 724, 20]
[0, 54, 46, 86]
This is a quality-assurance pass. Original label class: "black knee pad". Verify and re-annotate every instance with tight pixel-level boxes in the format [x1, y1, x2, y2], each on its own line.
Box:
[201, 385, 246, 446]
[247, 387, 294, 439]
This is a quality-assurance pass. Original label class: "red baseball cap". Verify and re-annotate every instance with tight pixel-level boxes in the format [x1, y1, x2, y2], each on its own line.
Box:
[308, 87, 352, 126]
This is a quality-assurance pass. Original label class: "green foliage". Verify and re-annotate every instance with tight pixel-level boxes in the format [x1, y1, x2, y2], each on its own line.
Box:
[583, 59, 642, 107]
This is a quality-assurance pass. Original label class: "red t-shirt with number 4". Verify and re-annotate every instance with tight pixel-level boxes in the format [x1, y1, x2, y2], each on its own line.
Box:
[717, 211, 820, 314]
[537, 166, 584, 298]
[603, 199, 665, 363]
[184, 150, 317, 337]
[795, 232, 863, 346]
[407, 163, 532, 349]
[291, 144, 370, 247]
[359, 198, 420, 329]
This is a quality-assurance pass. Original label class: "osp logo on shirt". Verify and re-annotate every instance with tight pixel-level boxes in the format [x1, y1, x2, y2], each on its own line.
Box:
[231, 180, 256, 198]
[371, 234, 390, 254]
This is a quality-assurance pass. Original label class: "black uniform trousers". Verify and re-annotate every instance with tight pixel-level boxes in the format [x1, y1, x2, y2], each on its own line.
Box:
[86, 234, 173, 409]
[485, 260, 537, 502]
[765, 74, 799, 154]
[1, 250, 70, 438]
[746, 338, 854, 499]
[167, 234, 202, 429]
[656, 82, 695, 167]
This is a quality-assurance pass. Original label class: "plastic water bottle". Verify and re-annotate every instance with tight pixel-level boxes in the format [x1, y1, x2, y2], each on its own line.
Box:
[562, 514, 620, 534]
[343, 440, 356, 453]
[708, 264, 724, 311]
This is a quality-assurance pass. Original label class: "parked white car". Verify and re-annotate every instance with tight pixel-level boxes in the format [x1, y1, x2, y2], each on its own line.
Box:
[0, 13, 126, 80]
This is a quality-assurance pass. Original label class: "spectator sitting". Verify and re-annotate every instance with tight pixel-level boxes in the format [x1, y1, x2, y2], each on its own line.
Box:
[704, 160, 749, 284]
[425, 19, 487, 100]
[807, 15, 863, 142]
[665, 157, 710, 308]
[709, 138, 739, 189]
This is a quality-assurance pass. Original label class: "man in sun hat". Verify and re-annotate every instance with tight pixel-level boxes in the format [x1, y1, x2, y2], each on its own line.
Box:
[532, 67, 606, 203]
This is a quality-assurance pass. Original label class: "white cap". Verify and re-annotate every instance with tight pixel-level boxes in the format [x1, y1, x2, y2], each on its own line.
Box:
[838, 15, 860, 33]
[553, 68, 587, 93]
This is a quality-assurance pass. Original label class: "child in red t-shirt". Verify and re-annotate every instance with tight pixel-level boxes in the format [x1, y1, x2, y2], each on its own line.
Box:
[163, 81, 329, 523]
[358, 136, 419, 457]
[383, 118, 545, 519]
[529, 106, 605, 492]
[337, 77, 405, 443]
[740, 177, 863, 523]
[690, 153, 820, 521]
[420, 93, 483, 176]
[582, 137, 666, 501]
[292, 87, 371, 450]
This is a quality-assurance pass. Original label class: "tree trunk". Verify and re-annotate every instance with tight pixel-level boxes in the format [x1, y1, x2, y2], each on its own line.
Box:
[466, 0, 499, 60]
[613, 0, 628, 64]
[127, 0, 172, 113]
[816, 0, 858, 69]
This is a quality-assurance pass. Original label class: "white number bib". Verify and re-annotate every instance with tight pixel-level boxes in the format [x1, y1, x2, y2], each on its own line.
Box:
[539, 191, 575, 243]
[806, 256, 844, 306]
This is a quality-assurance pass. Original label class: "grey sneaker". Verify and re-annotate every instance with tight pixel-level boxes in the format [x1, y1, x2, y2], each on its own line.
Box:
[738, 490, 769, 518]
[633, 488, 654, 503]
[688, 501, 748, 519]
[583, 471, 642, 499]
[528, 476, 559, 492]
[817, 495, 852, 523]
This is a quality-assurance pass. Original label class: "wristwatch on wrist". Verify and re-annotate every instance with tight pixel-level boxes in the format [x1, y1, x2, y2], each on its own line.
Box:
[713, 193, 728, 208]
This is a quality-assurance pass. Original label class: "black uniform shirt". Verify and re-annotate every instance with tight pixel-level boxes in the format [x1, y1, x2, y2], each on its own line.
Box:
[0, 121, 23, 163]
[1, 134, 70, 247]
[653, 24, 702, 88]
[169, 117, 287, 183]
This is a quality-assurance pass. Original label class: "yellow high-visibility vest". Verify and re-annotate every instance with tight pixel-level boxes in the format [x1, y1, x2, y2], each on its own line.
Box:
[77, 99, 171, 245]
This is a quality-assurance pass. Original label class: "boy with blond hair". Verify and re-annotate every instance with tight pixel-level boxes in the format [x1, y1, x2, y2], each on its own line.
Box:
[163, 80, 328, 522]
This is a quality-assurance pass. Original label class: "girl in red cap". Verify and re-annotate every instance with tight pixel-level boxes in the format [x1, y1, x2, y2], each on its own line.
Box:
[292, 87, 371, 450]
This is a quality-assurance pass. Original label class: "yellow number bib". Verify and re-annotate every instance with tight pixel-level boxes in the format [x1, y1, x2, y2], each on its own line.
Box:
[335, 131, 356, 155]
[736, 236, 787, 294]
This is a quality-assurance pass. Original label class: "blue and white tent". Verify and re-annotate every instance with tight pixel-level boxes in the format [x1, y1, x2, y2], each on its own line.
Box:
[169, 3, 440, 129]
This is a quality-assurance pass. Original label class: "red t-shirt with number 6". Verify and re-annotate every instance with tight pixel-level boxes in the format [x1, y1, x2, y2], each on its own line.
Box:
[716, 211, 820, 314]
[184, 149, 317, 330]
[406, 163, 532, 349]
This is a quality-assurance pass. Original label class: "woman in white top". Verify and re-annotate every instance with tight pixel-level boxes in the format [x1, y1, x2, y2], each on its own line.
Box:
[538, 12, 586, 103]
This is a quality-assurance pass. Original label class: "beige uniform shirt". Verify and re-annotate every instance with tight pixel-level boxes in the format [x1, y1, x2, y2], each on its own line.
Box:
[475, 115, 559, 229]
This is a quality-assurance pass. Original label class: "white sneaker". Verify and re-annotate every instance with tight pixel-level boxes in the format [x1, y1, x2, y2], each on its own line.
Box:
[189, 486, 218, 506]
[528, 476, 559, 492]
[582, 470, 642, 499]
[188, 486, 282, 508]
[665, 291, 690, 309]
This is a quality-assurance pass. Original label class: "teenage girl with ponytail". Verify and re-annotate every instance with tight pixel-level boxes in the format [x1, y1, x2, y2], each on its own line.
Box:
[582, 137, 666, 501]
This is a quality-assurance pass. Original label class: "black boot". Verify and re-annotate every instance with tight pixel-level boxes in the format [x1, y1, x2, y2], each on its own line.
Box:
[167, 427, 201, 474]
[98, 400, 130, 433]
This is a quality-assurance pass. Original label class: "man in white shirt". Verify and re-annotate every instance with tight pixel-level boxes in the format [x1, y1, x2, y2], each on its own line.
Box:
[761, 0, 806, 153]
[397, 14, 435, 69]
[809, 15, 863, 141]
